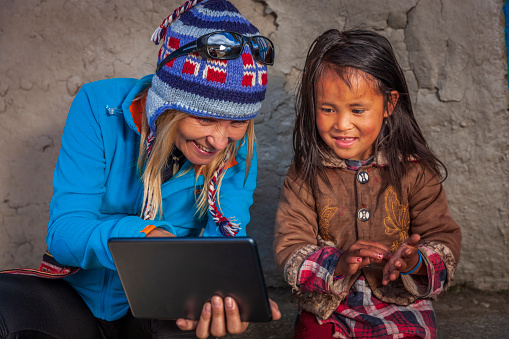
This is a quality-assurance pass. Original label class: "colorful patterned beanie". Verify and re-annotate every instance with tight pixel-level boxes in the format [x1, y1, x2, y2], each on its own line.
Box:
[145, 0, 268, 136]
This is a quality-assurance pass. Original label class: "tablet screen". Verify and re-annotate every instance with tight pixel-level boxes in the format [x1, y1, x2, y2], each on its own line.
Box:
[108, 237, 272, 322]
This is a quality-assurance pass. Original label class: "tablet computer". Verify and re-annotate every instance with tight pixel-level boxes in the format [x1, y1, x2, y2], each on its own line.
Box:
[108, 237, 272, 322]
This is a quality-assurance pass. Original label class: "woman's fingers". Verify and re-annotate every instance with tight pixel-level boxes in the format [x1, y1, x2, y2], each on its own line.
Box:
[269, 299, 281, 320]
[224, 297, 248, 334]
[208, 296, 227, 337]
[175, 318, 198, 331]
[180, 296, 257, 338]
[145, 228, 176, 238]
[195, 302, 214, 338]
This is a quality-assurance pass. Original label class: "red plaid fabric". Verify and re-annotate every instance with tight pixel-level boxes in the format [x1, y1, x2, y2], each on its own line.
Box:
[299, 246, 344, 293]
[298, 246, 447, 338]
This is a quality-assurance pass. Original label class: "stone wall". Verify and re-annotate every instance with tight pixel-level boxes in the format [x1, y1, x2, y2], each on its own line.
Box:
[1, 0, 507, 291]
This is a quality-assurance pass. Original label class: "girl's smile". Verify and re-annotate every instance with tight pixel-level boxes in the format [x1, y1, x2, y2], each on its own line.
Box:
[333, 136, 357, 148]
[315, 64, 398, 161]
[175, 116, 249, 165]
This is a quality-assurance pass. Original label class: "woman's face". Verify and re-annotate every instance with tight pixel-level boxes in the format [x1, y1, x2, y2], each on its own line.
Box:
[175, 116, 249, 165]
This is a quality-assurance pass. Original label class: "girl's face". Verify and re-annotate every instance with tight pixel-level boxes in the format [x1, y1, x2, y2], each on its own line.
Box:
[315, 65, 398, 161]
[175, 116, 249, 165]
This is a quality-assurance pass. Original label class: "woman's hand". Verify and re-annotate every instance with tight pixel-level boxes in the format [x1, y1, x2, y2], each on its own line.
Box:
[176, 296, 281, 338]
[335, 240, 391, 276]
[145, 228, 175, 238]
[382, 233, 423, 285]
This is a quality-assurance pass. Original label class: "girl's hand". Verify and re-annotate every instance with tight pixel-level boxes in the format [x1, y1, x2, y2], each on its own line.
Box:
[176, 296, 281, 338]
[335, 240, 391, 276]
[382, 233, 422, 285]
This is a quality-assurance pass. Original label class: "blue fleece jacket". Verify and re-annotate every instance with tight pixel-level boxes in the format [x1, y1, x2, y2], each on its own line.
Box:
[46, 75, 257, 321]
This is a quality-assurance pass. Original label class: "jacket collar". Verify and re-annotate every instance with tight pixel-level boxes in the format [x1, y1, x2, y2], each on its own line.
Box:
[319, 149, 389, 169]
[121, 75, 153, 136]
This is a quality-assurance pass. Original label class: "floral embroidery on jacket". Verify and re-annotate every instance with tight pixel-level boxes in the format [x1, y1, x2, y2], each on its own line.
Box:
[384, 186, 410, 252]
[317, 198, 339, 243]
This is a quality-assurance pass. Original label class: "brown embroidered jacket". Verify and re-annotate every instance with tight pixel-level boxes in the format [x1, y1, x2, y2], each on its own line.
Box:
[273, 158, 462, 319]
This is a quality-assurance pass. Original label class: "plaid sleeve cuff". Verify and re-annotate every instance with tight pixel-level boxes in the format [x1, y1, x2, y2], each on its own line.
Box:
[402, 243, 453, 298]
[298, 246, 343, 294]
[422, 245, 448, 296]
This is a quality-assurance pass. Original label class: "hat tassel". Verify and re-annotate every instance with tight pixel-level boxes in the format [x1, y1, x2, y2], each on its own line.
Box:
[151, 0, 205, 45]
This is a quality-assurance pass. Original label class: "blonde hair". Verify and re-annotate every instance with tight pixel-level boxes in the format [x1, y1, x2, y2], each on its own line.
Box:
[137, 109, 255, 220]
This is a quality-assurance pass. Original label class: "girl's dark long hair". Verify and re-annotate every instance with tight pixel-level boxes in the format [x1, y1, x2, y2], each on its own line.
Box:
[293, 28, 446, 195]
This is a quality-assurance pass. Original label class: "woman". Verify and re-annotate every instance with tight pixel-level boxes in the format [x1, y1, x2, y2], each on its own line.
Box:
[0, 0, 280, 338]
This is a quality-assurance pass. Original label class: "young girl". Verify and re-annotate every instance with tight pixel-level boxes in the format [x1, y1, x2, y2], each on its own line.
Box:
[274, 29, 461, 339]
[0, 0, 279, 338]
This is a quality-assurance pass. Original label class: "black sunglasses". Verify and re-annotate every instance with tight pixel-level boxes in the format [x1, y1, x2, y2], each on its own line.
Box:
[156, 31, 275, 72]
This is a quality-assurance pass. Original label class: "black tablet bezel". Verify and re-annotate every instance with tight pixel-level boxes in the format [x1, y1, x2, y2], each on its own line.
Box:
[108, 237, 272, 322]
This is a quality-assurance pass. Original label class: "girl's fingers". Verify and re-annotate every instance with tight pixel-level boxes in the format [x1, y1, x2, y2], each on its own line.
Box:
[380, 235, 423, 285]
[401, 247, 417, 260]
[405, 233, 421, 246]
[382, 264, 400, 285]
[382, 257, 405, 284]
[343, 255, 362, 269]
[382, 254, 416, 284]
[342, 240, 399, 277]
[356, 240, 391, 253]
[355, 247, 389, 261]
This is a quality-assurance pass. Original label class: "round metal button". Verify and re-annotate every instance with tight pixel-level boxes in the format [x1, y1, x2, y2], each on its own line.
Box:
[358, 208, 370, 222]
[357, 171, 369, 184]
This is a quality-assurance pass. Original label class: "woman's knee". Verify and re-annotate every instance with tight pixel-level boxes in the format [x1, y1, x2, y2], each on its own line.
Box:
[0, 274, 101, 338]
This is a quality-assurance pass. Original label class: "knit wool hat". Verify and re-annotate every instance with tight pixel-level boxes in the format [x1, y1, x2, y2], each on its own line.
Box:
[145, 0, 268, 136]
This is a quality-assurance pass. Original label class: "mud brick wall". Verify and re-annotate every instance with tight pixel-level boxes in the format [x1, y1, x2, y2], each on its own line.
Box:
[1, 0, 507, 291]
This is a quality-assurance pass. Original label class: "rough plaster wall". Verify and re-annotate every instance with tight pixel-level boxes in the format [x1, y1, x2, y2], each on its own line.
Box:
[1, 0, 507, 291]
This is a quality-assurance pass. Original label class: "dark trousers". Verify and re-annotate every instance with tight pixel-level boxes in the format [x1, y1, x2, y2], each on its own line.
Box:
[0, 274, 198, 339]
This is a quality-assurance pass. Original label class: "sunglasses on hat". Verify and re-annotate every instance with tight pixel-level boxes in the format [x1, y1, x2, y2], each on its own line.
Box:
[156, 31, 275, 72]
